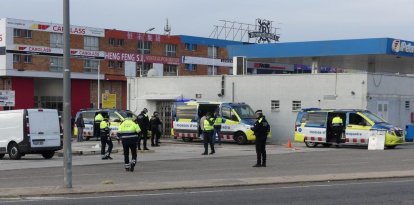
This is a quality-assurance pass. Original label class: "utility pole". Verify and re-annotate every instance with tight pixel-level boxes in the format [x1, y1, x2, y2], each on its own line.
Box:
[63, 0, 72, 188]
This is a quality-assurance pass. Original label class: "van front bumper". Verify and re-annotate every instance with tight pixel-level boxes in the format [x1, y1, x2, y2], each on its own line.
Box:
[385, 133, 405, 146]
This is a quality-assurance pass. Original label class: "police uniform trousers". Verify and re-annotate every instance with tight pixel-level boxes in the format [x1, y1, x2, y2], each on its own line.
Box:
[100, 131, 113, 157]
[203, 131, 215, 154]
[122, 136, 138, 164]
[151, 128, 161, 146]
[255, 136, 267, 165]
[138, 129, 148, 149]
[94, 121, 101, 139]
[332, 124, 343, 143]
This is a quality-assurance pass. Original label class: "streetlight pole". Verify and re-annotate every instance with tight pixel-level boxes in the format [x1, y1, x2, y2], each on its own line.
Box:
[140, 27, 155, 77]
[97, 63, 100, 109]
[63, 0, 72, 188]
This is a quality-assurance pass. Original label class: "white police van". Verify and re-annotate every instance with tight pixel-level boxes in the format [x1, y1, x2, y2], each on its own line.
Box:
[0, 109, 62, 160]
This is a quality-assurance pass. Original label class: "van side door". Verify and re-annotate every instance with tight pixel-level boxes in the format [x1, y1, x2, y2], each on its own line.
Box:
[346, 112, 371, 144]
[302, 112, 328, 143]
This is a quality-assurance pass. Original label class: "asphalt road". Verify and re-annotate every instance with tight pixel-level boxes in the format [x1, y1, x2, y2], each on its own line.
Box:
[2, 178, 414, 205]
[0, 144, 414, 189]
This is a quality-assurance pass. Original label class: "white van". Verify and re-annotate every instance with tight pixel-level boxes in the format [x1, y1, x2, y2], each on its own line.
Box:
[0, 109, 62, 160]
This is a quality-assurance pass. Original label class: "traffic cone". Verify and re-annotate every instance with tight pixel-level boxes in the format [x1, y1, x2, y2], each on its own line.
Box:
[287, 138, 293, 148]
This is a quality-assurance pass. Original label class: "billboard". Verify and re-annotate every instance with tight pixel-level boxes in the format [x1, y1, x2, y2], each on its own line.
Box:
[6, 18, 104, 37]
[102, 93, 116, 109]
[0, 90, 15, 106]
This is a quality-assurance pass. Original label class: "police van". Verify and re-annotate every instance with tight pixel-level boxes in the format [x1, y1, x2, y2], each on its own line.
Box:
[294, 108, 404, 149]
[0, 109, 62, 160]
[172, 101, 267, 144]
[73, 109, 137, 140]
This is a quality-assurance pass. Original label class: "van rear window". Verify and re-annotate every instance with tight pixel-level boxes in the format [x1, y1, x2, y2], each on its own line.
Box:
[305, 112, 327, 127]
[176, 105, 197, 120]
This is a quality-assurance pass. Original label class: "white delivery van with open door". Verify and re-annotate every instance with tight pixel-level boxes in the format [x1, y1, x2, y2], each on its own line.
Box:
[0, 109, 62, 160]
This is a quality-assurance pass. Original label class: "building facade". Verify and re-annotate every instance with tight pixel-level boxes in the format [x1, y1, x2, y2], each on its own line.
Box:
[0, 18, 241, 116]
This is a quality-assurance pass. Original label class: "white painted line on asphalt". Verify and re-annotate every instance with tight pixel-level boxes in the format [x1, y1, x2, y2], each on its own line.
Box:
[2, 178, 414, 203]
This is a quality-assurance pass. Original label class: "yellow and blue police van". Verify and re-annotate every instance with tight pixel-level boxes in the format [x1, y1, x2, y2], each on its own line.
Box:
[294, 108, 404, 149]
[171, 101, 265, 144]
[73, 109, 137, 141]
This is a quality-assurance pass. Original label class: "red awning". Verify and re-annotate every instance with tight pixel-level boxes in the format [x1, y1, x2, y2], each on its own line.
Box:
[105, 74, 126, 81]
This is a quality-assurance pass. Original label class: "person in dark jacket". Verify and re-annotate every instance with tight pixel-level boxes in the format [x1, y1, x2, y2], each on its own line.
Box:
[251, 110, 270, 167]
[76, 113, 85, 142]
[150, 111, 162, 146]
[136, 108, 150, 150]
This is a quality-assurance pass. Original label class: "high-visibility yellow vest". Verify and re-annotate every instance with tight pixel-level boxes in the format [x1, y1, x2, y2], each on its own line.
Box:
[214, 117, 222, 126]
[100, 121, 109, 129]
[119, 119, 141, 134]
[332, 116, 343, 124]
[95, 114, 104, 121]
[204, 118, 214, 131]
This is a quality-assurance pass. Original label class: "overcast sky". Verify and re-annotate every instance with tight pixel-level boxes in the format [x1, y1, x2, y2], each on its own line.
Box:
[2, 0, 414, 42]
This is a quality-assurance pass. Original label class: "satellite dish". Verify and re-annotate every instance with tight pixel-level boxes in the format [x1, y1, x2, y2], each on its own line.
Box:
[164, 18, 171, 36]
[147, 68, 159, 77]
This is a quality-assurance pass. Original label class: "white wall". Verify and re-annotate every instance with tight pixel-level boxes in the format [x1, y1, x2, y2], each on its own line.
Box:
[129, 73, 369, 143]
[367, 74, 414, 128]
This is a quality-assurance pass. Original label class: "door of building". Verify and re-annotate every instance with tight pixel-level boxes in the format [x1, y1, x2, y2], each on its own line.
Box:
[377, 101, 389, 121]
[156, 101, 174, 137]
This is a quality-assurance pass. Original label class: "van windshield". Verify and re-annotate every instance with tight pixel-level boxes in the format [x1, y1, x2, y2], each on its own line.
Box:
[232, 104, 255, 119]
[362, 111, 386, 123]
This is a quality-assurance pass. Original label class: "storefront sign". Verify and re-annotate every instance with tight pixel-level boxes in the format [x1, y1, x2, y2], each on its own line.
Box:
[9, 44, 105, 59]
[392, 39, 414, 54]
[182, 56, 232, 67]
[0, 90, 15, 106]
[105, 52, 180, 65]
[247, 61, 294, 71]
[6, 18, 104, 37]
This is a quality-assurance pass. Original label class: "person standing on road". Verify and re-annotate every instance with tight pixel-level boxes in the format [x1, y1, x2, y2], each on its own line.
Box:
[136, 108, 150, 150]
[213, 110, 224, 145]
[150, 111, 162, 147]
[94, 112, 104, 139]
[100, 117, 113, 160]
[202, 112, 215, 155]
[76, 113, 85, 142]
[332, 114, 344, 144]
[118, 114, 141, 172]
[251, 110, 270, 167]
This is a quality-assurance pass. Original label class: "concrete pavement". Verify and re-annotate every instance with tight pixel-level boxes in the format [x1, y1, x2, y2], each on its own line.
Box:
[0, 140, 413, 198]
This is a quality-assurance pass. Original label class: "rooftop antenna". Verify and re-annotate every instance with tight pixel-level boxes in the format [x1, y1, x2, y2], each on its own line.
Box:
[164, 18, 171, 36]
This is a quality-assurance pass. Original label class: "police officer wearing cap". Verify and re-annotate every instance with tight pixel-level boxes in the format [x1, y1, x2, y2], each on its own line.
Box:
[117, 114, 141, 172]
[136, 108, 150, 150]
[251, 110, 270, 167]
[100, 117, 113, 160]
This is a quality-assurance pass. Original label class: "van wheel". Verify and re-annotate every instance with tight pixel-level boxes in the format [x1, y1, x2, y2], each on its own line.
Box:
[41, 151, 55, 159]
[85, 136, 90, 141]
[182, 137, 193, 142]
[0, 154, 4, 159]
[235, 133, 247, 145]
[305, 142, 318, 148]
[322, 143, 332, 147]
[8, 143, 21, 160]
[386, 145, 396, 149]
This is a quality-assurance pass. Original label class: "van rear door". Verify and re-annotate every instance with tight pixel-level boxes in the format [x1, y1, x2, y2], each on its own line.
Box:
[27, 109, 60, 148]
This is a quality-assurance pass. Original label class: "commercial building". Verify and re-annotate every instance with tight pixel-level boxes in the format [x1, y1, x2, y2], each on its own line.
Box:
[0, 18, 240, 116]
[131, 38, 414, 143]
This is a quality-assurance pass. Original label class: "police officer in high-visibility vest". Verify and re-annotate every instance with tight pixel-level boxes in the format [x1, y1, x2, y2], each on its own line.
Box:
[213, 111, 224, 145]
[332, 114, 344, 144]
[202, 112, 215, 155]
[251, 110, 270, 167]
[100, 117, 113, 160]
[117, 115, 141, 172]
[94, 112, 104, 139]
